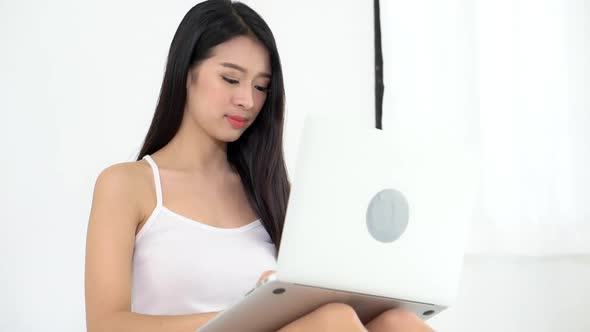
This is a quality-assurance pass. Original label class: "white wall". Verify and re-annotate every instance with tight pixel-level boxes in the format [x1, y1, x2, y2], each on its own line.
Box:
[0, 1, 588, 331]
[430, 256, 590, 331]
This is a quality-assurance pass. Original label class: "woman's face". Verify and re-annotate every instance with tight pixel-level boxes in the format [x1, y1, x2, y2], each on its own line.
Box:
[184, 35, 271, 142]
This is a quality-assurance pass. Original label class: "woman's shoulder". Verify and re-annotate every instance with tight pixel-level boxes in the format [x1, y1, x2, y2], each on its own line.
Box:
[92, 159, 157, 225]
[94, 160, 154, 206]
[96, 160, 151, 187]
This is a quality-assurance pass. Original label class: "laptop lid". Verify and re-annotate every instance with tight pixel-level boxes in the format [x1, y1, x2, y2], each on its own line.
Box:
[276, 113, 477, 307]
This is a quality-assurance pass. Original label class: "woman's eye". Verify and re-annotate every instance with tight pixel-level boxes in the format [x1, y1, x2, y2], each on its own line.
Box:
[255, 85, 270, 92]
[223, 75, 268, 92]
[222, 76, 239, 84]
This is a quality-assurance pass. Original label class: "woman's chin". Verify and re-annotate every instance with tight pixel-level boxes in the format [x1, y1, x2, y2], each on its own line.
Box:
[216, 130, 243, 143]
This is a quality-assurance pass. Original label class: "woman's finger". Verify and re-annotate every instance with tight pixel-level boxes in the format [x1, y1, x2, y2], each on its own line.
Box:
[257, 270, 276, 284]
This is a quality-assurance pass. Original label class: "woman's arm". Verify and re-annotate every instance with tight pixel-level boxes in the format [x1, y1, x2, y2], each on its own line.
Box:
[84, 164, 218, 332]
[87, 311, 216, 332]
[89, 311, 217, 332]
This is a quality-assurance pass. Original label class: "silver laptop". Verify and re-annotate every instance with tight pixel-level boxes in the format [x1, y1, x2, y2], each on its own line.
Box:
[198, 113, 477, 332]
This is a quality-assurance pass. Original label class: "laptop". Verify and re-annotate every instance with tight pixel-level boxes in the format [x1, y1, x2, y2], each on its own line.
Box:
[198, 113, 477, 331]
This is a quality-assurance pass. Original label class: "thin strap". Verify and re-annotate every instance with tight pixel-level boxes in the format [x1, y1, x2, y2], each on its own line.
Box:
[142, 155, 163, 207]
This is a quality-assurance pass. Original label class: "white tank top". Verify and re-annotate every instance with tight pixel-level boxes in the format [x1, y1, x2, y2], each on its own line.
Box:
[131, 155, 277, 315]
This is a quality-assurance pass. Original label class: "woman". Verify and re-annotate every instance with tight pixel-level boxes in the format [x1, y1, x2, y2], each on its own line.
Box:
[84, 1, 433, 331]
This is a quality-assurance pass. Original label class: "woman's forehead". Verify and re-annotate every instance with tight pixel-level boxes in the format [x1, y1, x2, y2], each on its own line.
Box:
[208, 36, 271, 74]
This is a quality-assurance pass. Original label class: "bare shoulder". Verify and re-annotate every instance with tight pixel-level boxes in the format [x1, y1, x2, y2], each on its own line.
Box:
[92, 160, 155, 224]
[95, 160, 151, 192]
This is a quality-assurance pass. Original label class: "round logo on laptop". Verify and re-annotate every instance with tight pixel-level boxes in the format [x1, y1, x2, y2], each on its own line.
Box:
[366, 189, 410, 243]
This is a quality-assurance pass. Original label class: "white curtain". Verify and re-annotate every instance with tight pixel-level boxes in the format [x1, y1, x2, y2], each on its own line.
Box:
[382, 0, 589, 255]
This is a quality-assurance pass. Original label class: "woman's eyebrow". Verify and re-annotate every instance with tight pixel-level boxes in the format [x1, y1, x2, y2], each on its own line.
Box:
[220, 62, 271, 78]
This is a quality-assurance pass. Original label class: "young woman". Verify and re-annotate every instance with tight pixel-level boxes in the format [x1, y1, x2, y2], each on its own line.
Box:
[84, 1, 433, 331]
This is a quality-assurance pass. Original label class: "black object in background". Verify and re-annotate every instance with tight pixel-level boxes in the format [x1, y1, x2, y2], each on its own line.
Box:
[374, 0, 384, 130]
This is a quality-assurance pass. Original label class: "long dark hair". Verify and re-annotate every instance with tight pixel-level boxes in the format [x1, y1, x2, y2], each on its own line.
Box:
[137, 0, 290, 250]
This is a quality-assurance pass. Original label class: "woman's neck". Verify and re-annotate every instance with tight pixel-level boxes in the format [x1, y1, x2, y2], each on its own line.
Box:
[153, 116, 232, 174]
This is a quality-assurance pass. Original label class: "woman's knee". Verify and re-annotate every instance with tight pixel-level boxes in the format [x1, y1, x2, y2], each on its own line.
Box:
[278, 303, 365, 331]
[316, 303, 363, 324]
[366, 309, 433, 332]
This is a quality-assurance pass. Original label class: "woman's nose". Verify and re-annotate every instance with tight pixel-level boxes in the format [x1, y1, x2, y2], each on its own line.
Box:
[233, 85, 254, 110]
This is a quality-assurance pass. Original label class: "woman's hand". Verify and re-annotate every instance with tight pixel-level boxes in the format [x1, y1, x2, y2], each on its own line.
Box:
[257, 271, 433, 331]
[257, 270, 276, 286]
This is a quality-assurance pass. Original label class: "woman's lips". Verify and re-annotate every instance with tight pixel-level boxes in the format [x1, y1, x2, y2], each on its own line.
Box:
[226, 115, 248, 129]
